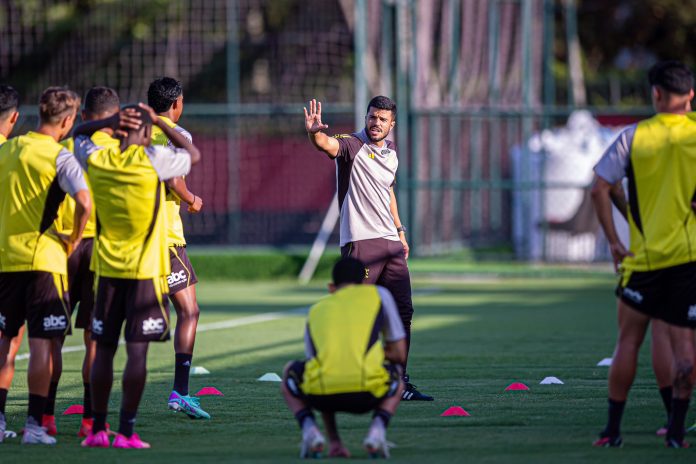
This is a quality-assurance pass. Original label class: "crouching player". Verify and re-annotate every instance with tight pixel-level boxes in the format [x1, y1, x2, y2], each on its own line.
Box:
[73, 103, 201, 448]
[281, 258, 406, 459]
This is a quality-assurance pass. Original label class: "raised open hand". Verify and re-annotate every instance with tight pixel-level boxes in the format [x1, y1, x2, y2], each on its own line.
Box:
[304, 99, 329, 134]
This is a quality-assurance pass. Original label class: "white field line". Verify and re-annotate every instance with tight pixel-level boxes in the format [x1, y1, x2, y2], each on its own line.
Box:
[14, 306, 309, 362]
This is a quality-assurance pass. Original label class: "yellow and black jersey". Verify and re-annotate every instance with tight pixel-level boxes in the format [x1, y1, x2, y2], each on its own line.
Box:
[73, 135, 191, 280]
[0, 131, 87, 274]
[151, 115, 193, 247]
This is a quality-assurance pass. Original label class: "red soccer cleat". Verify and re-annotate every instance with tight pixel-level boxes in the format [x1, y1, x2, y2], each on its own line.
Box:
[41, 415, 57, 436]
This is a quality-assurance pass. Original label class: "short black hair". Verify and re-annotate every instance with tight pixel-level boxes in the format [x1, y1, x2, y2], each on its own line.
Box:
[648, 61, 694, 95]
[84, 86, 120, 116]
[147, 77, 183, 113]
[121, 104, 152, 127]
[0, 85, 20, 119]
[366, 95, 396, 118]
[332, 257, 366, 286]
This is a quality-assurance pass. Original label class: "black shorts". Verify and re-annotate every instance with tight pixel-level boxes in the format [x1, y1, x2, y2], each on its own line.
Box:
[92, 276, 170, 344]
[0, 271, 71, 338]
[68, 238, 95, 329]
[167, 246, 198, 296]
[617, 261, 696, 328]
[285, 361, 400, 414]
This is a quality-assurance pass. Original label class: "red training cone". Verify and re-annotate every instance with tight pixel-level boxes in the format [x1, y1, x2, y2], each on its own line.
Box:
[62, 404, 84, 415]
[440, 406, 470, 417]
[195, 386, 224, 396]
[505, 382, 530, 391]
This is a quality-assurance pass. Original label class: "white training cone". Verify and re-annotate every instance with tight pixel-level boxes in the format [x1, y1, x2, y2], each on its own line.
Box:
[540, 376, 564, 385]
[596, 358, 612, 367]
[191, 366, 210, 375]
[257, 372, 282, 382]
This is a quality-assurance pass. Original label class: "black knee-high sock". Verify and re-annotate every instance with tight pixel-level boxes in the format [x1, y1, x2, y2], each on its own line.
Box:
[0, 388, 8, 415]
[44, 381, 59, 416]
[667, 398, 690, 442]
[92, 412, 107, 433]
[659, 386, 672, 421]
[295, 408, 315, 429]
[83, 382, 92, 419]
[28, 394, 47, 425]
[603, 398, 626, 437]
[119, 409, 137, 438]
[173, 353, 192, 395]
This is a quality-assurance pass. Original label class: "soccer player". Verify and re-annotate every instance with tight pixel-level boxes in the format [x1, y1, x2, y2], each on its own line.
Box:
[0, 87, 91, 445]
[281, 257, 406, 458]
[304, 96, 433, 401]
[40, 87, 123, 438]
[74, 103, 200, 448]
[147, 77, 207, 419]
[591, 60, 696, 448]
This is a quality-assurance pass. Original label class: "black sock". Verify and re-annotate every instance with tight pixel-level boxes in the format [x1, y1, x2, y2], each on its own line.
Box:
[294, 408, 315, 429]
[603, 398, 625, 438]
[93, 411, 107, 433]
[373, 409, 392, 428]
[173, 353, 192, 396]
[44, 381, 59, 416]
[667, 398, 690, 442]
[119, 409, 137, 438]
[83, 383, 92, 419]
[0, 388, 8, 415]
[27, 394, 47, 425]
[659, 386, 672, 421]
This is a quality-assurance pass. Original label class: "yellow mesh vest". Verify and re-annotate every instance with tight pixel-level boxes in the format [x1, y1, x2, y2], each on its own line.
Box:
[0, 132, 69, 274]
[301, 285, 391, 397]
[151, 115, 186, 246]
[622, 113, 696, 271]
[86, 144, 170, 281]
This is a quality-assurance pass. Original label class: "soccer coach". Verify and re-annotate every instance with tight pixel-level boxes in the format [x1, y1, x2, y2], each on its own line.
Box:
[304, 96, 432, 401]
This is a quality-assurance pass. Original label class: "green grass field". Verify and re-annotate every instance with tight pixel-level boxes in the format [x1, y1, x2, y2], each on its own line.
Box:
[1, 265, 694, 463]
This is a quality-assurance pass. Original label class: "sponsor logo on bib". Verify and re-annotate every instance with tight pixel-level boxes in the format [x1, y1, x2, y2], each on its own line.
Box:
[43, 315, 67, 331]
[142, 317, 165, 335]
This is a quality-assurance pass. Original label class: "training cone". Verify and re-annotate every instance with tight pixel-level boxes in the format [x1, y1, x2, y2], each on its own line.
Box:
[62, 404, 84, 415]
[539, 376, 564, 385]
[257, 372, 282, 382]
[597, 358, 612, 367]
[195, 386, 224, 396]
[505, 382, 530, 391]
[440, 406, 470, 417]
[191, 366, 210, 375]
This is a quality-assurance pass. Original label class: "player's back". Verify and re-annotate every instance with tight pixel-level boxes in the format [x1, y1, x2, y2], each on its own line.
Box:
[0, 132, 69, 274]
[625, 113, 696, 270]
[82, 141, 169, 280]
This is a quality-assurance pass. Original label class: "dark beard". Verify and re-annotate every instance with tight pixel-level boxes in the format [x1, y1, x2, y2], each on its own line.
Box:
[365, 127, 388, 144]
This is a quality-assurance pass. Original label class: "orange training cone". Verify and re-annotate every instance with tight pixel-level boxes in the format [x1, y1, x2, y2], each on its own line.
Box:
[505, 382, 530, 391]
[440, 406, 470, 417]
[195, 386, 224, 396]
[62, 404, 84, 415]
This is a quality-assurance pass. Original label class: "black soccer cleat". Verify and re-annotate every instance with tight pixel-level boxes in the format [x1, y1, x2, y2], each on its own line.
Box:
[401, 376, 434, 401]
[665, 437, 690, 448]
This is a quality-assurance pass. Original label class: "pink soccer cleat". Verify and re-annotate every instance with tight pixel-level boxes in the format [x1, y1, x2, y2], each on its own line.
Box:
[112, 433, 151, 449]
[81, 430, 111, 448]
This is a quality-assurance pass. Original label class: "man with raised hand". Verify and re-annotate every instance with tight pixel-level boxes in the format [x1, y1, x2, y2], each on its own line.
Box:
[147, 77, 208, 420]
[73, 103, 200, 449]
[304, 96, 433, 401]
[281, 257, 406, 459]
[592, 60, 696, 448]
[0, 87, 91, 445]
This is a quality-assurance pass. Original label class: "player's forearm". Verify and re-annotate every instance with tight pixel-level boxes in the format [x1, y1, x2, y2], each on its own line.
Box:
[69, 189, 91, 243]
[73, 114, 117, 138]
[384, 339, 407, 365]
[591, 179, 622, 245]
[389, 189, 403, 228]
[166, 177, 195, 205]
[307, 131, 339, 158]
[155, 121, 201, 165]
[609, 182, 628, 220]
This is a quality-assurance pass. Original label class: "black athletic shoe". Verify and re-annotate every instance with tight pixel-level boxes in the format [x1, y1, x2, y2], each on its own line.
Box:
[592, 435, 623, 448]
[665, 437, 690, 448]
[401, 376, 434, 401]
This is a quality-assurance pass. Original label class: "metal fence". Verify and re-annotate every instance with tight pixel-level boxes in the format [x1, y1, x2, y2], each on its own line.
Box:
[1, 0, 653, 260]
